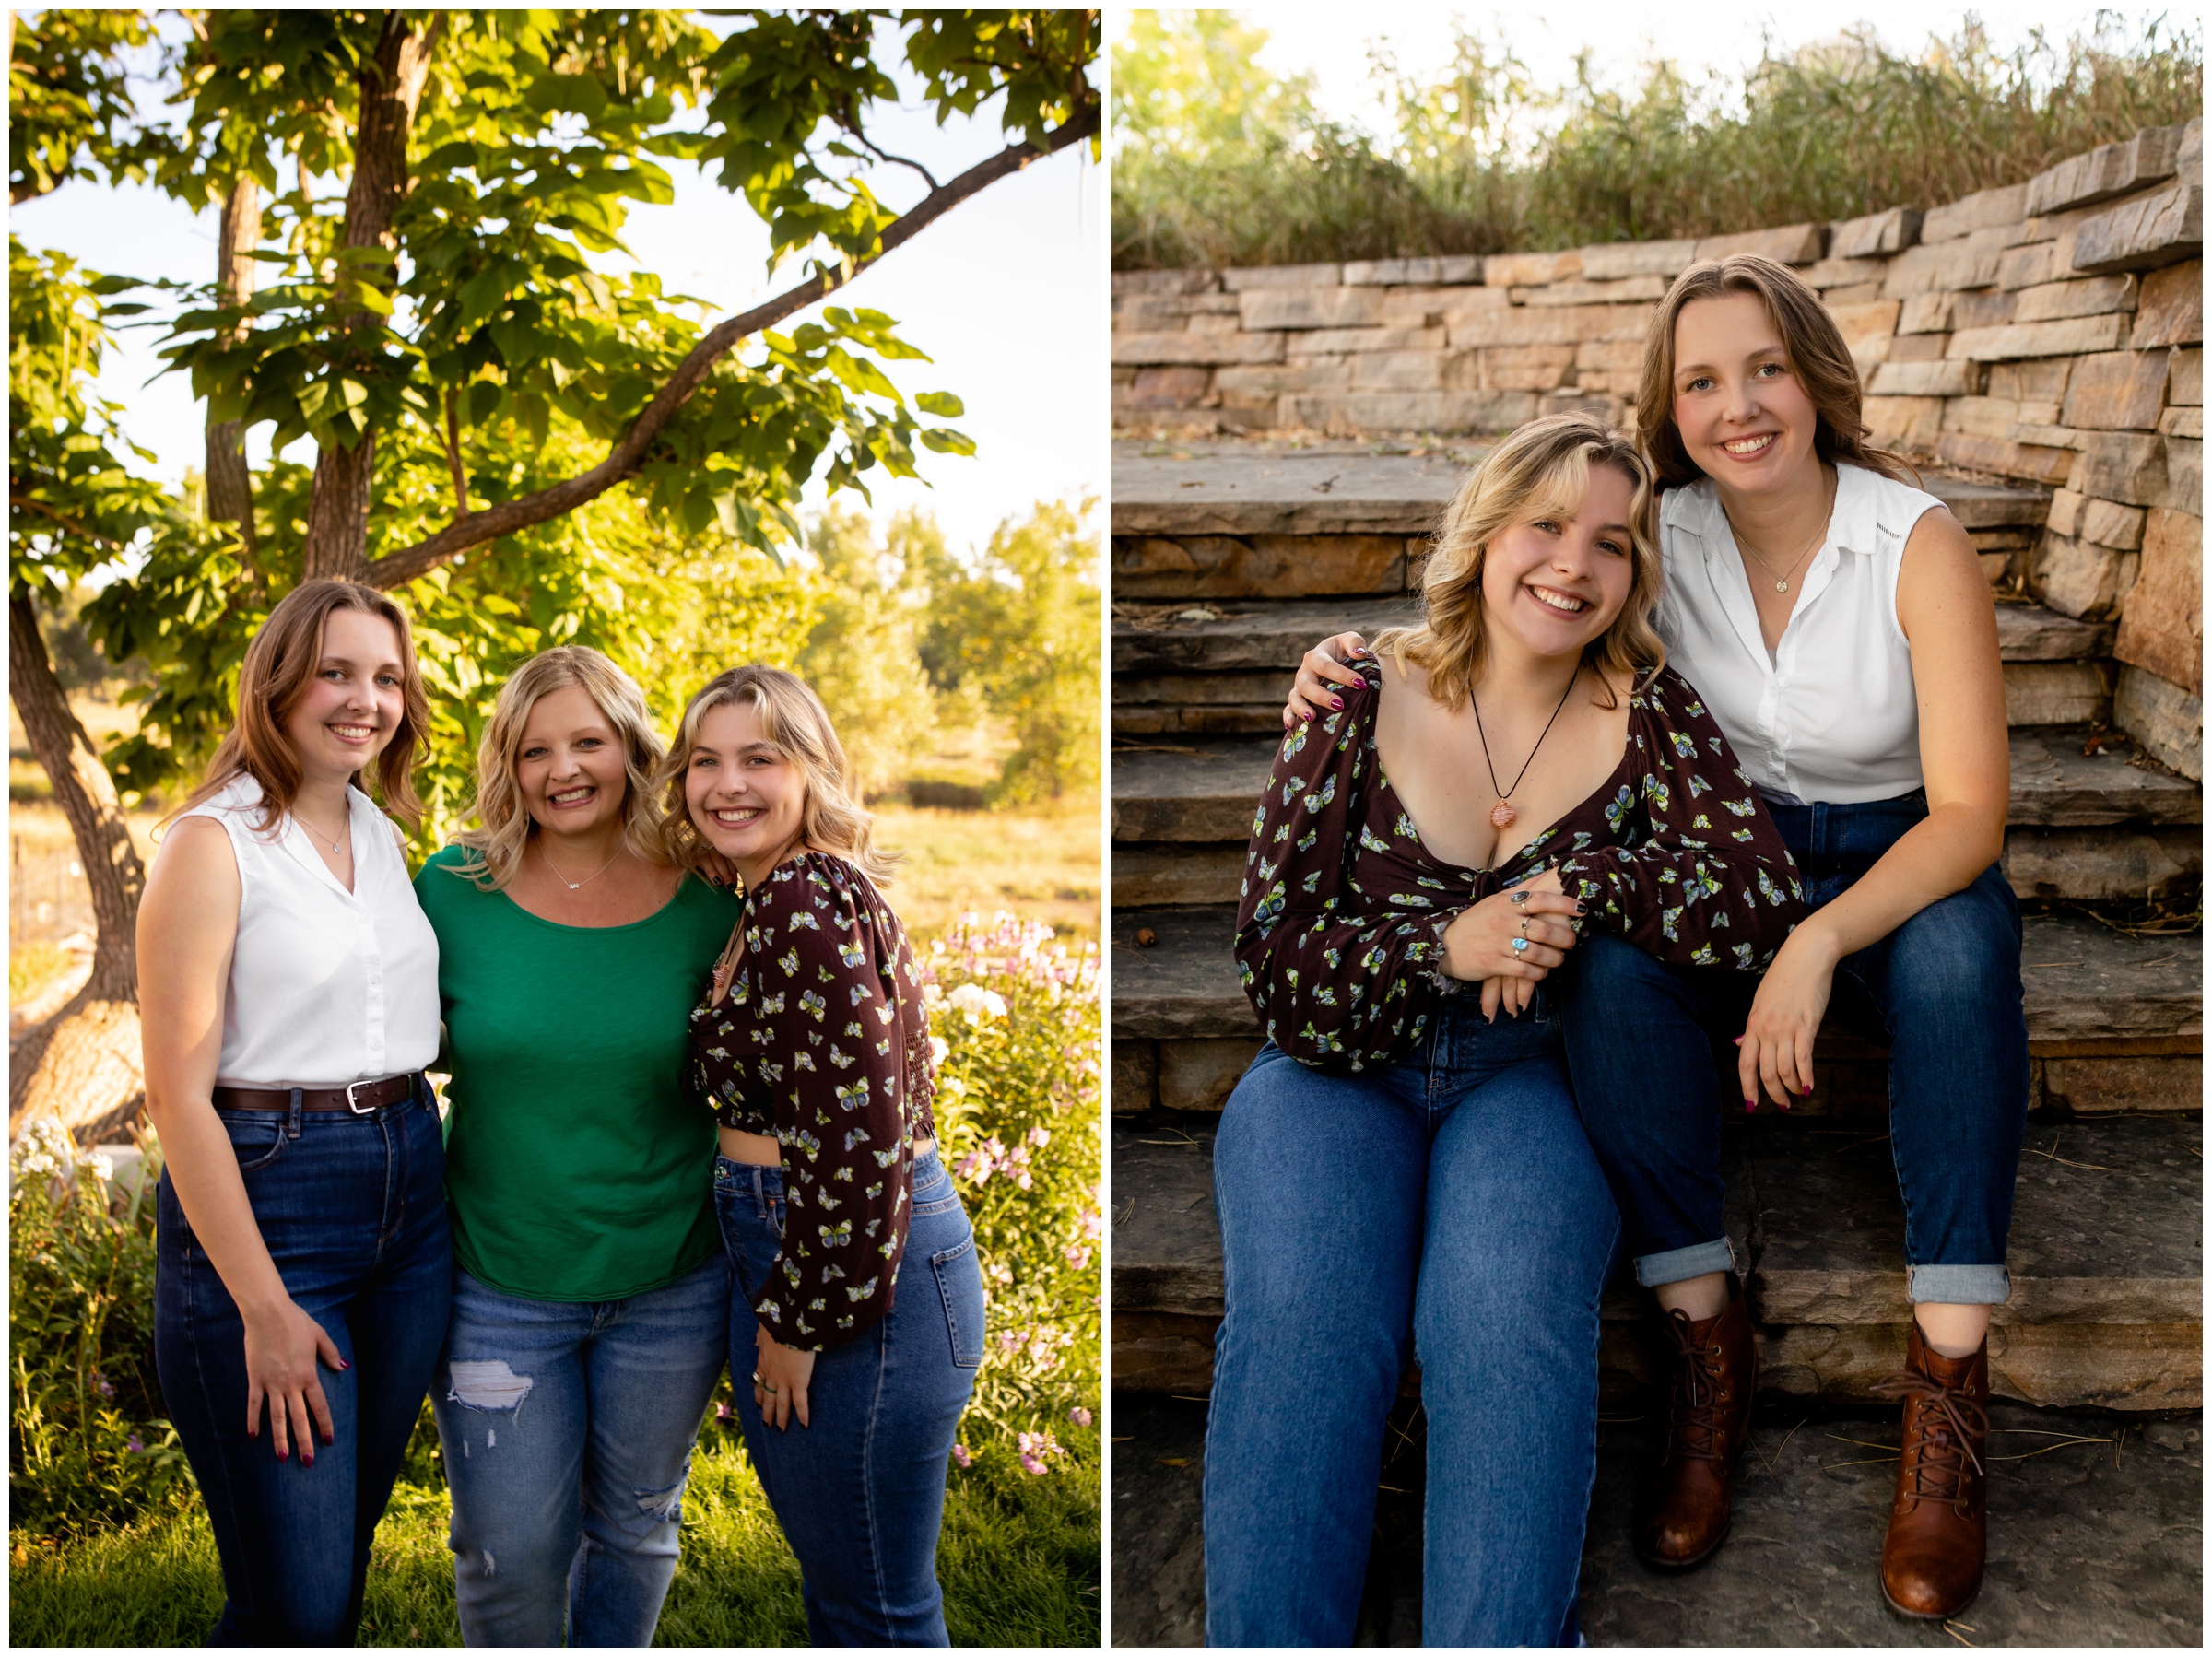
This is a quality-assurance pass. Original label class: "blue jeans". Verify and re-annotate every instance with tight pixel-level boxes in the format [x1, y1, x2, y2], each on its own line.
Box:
[432, 1253, 729, 1646]
[154, 1083, 452, 1646]
[1556, 789, 2029, 1304]
[1204, 997, 1620, 1647]
[716, 1146, 983, 1646]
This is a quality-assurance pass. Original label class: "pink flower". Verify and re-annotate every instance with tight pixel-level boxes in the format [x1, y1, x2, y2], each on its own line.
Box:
[1070, 1406, 1093, 1428]
[1019, 1452, 1048, 1475]
[950, 1444, 972, 1468]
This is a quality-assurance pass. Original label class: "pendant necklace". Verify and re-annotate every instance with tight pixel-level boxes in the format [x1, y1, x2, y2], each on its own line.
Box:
[542, 840, 623, 891]
[1728, 467, 1835, 594]
[292, 805, 349, 857]
[1471, 664, 1581, 829]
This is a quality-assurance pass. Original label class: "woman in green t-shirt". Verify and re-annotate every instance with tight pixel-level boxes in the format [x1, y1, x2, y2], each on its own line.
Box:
[412, 646, 736, 1647]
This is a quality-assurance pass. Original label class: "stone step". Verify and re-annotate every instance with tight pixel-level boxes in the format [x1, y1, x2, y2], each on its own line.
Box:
[1116, 823, 2201, 906]
[1109, 1393, 2205, 1648]
[1110, 1115, 2202, 1409]
[1110, 724, 2204, 902]
[1110, 596, 2113, 676]
[1115, 658, 2119, 740]
[1109, 441, 2052, 543]
[1111, 727, 2203, 846]
[1108, 904, 2203, 1051]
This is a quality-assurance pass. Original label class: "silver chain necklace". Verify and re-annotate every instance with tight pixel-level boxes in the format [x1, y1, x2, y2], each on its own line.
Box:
[1726, 468, 1836, 595]
[541, 840, 623, 891]
[291, 805, 349, 857]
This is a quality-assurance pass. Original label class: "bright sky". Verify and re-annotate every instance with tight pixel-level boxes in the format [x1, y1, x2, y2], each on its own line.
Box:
[1127, 5, 2173, 138]
[10, 26, 1103, 566]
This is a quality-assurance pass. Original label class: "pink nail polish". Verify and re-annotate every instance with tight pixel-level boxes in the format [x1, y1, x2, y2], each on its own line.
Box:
[1732, 1036, 1744, 1045]
[1330, 697, 1344, 711]
[339, 1358, 351, 1370]
[276, 1449, 288, 1462]
[1802, 1085, 1813, 1097]
[1745, 1099, 1757, 1112]
[302, 1454, 313, 1467]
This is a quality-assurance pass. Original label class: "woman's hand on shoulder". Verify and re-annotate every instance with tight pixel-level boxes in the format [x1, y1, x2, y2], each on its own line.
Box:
[1441, 867, 1579, 1002]
[1285, 632, 1372, 728]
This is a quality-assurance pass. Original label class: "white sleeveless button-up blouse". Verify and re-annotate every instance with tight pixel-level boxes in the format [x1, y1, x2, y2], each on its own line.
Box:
[174, 773, 441, 1089]
[1655, 464, 1947, 806]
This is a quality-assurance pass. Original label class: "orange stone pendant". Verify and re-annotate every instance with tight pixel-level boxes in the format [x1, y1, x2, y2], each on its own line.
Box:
[1489, 801, 1517, 829]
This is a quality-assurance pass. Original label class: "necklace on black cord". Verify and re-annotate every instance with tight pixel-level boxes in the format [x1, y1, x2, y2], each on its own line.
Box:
[1472, 664, 1581, 830]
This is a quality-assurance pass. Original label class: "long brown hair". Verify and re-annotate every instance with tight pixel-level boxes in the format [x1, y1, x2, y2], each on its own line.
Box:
[167, 580, 429, 836]
[654, 664, 898, 884]
[1372, 412, 1665, 711]
[445, 647, 670, 890]
[1635, 253, 1920, 491]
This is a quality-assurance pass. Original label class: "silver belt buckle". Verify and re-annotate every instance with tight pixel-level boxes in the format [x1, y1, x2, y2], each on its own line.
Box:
[344, 1079, 382, 1115]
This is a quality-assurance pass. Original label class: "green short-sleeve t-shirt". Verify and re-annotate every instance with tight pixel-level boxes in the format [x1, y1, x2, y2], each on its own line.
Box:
[415, 846, 739, 1300]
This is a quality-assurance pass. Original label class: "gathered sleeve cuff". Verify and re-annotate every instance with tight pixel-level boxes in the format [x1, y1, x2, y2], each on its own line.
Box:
[742, 857, 918, 1352]
[1552, 669, 1808, 969]
[1231, 669, 1458, 1070]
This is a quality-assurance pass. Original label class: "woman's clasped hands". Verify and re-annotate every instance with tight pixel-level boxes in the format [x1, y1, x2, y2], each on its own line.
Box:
[1441, 865, 1582, 1022]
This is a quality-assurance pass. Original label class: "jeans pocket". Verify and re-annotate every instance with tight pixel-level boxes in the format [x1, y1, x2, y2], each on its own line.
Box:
[219, 1112, 286, 1174]
[929, 1234, 986, 1369]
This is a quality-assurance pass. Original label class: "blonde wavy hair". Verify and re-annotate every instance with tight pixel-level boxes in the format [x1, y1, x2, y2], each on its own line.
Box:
[444, 647, 669, 890]
[1373, 412, 1665, 711]
[653, 664, 899, 886]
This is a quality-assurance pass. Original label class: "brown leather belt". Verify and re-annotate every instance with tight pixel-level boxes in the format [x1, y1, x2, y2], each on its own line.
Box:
[211, 1072, 422, 1115]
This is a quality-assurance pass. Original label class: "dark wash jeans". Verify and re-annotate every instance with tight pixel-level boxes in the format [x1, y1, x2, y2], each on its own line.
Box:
[1205, 997, 1619, 1648]
[716, 1146, 984, 1647]
[154, 1083, 452, 1646]
[1556, 789, 2029, 1305]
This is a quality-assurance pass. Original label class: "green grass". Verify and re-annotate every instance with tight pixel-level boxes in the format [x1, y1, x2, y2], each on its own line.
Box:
[8, 1431, 1100, 1647]
[1112, 15, 2205, 268]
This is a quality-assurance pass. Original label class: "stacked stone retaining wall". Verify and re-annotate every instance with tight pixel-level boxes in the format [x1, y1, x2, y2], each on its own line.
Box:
[1113, 119, 2205, 778]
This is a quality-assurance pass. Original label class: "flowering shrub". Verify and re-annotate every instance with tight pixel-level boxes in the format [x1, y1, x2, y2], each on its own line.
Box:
[10, 1122, 192, 1538]
[924, 913, 1100, 1473]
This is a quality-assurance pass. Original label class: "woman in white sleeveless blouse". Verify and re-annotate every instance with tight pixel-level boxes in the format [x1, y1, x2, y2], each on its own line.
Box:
[141, 581, 451, 1644]
[1291, 255, 2025, 1622]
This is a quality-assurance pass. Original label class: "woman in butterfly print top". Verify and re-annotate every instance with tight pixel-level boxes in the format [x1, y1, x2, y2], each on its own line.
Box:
[1241, 658, 1804, 1071]
[674, 664, 982, 1648]
[695, 852, 935, 1346]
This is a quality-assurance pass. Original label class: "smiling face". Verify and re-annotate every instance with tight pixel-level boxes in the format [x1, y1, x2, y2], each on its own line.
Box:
[1477, 460, 1640, 664]
[1670, 289, 1823, 499]
[514, 681, 630, 840]
[684, 697, 806, 886]
[280, 606, 406, 786]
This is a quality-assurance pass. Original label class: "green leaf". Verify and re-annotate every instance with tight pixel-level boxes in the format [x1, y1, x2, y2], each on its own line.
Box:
[916, 391, 964, 417]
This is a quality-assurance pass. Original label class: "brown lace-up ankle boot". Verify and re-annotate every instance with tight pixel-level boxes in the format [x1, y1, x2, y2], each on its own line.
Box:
[1635, 1280, 1757, 1568]
[1875, 1323, 1991, 1619]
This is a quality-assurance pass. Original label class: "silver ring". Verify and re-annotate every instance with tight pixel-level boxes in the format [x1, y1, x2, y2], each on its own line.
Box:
[1511, 936, 1530, 954]
[1518, 918, 1529, 935]
[1509, 890, 1529, 906]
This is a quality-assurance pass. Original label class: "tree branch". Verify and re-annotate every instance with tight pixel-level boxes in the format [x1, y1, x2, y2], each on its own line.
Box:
[362, 103, 1100, 593]
[10, 492, 131, 551]
[442, 387, 467, 515]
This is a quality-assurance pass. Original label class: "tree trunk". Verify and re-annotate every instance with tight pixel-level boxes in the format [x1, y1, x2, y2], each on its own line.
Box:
[206, 175, 260, 568]
[8, 593, 147, 1139]
[300, 12, 439, 582]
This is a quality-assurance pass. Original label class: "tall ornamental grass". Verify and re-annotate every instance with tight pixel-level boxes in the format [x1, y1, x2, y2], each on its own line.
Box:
[1113, 14, 2205, 268]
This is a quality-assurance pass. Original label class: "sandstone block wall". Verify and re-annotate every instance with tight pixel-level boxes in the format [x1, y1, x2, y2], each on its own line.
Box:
[1112, 121, 2205, 777]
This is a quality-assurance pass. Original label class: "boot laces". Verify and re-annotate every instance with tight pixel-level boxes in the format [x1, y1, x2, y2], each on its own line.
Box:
[1874, 1368, 1989, 1498]
[1660, 1307, 1729, 1466]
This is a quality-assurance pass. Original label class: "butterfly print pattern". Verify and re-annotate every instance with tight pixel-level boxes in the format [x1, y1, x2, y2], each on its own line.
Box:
[1235, 661, 1806, 1071]
[688, 853, 937, 1351]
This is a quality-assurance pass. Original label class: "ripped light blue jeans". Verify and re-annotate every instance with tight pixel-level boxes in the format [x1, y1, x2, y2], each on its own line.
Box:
[431, 1254, 729, 1646]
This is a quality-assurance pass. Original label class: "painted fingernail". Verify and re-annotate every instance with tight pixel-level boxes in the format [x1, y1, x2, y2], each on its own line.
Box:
[302, 1453, 313, 1467]
[276, 1449, 288, 1462]
[1732, 1036, 1744, 1045]
[1744, 1099, 1758, 1112]
[1574, 901, 1586, 915]
[1330, 697, 1344, 711]
[1779, 1101, 1791, 1111]
[339, 1358, 350, 1370]
[1802, 1085, 1813, 1097]
[324, 1431, 335, 1445]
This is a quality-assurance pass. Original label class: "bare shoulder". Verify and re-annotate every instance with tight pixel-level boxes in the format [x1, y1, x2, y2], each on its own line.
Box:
[140, 815, 242, 945]
[1896, 501, 1995, 636]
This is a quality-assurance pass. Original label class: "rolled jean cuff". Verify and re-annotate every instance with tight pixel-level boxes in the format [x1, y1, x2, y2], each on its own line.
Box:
[1634, 1237, 1736, 1289]
[1907, 1263, 2011, 1306]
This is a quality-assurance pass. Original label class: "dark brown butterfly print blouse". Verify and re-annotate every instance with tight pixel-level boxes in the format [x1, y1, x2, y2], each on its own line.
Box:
[688, 852, 937, 1352]
[1235, 660, 1807, 1072]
